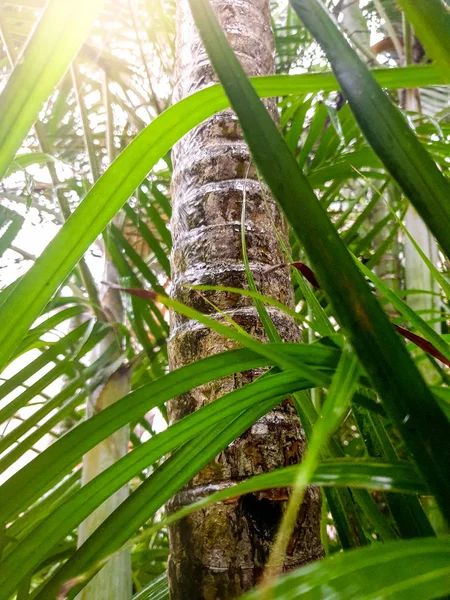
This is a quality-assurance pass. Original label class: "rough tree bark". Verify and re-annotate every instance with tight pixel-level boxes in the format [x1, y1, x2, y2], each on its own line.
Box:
[166, 1, 323, 598]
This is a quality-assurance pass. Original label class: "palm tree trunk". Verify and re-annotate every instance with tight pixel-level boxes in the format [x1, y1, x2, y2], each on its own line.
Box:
[76, 72, 133, 600]
[77, 265, 132, 600]
[167, 1, 322, 597]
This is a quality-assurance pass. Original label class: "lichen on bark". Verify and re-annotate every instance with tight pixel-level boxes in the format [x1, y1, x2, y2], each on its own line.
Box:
[167, 1, 323, 597]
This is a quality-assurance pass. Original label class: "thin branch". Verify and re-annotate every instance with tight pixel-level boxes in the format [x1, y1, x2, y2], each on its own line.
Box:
[373, 0, 404, 61]
[70, 63, 101, 183]
[10, 245, 36, 261]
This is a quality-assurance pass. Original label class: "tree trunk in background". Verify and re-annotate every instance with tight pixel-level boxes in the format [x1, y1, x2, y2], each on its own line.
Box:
[167, 0, 322, 598]
[77, 72, 132, 599]
[403, 90, 440, 384]
[404, 204, 439, 328]
[77, 264, 132, 600]
[400, 16, 440, 346]
[372, 185, 402, 317]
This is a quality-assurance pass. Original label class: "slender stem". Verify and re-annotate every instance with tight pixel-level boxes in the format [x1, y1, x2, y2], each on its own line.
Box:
[127, 0, 164, 115]
[71, 63, 101, 183]
[103, 73, 116, 164]
[10, 245, 36, 261]
[76, 61, 131, 600]
[403, 13, 413, 66]
[373, 0, 404, 61]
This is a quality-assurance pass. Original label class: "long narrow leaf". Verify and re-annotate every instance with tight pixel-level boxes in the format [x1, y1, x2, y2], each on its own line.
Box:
[398, 0, 450, 80]
[187, 0, 450, 519]
[0, 0, 105, 179]
[9, 387, 292, 599]
[0, 343, 339, 524]
[244, 537, 450, 600]
[126, 460, 428, 546]
[290, 0, 450, 260]
[0, 66, 447, 370]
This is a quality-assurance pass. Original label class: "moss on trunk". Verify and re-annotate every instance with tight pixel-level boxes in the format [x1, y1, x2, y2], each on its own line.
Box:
[167, 1, 323, 597]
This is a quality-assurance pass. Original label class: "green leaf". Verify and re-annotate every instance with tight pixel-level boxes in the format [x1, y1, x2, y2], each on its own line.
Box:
[290, 0, 450, 261]
[0, 206, 23, 259]
[298, 102, 328, 168]
[0, 0, 105, 180]
[105, 232, 168, 352]
[5, 151, 57, 177]
[0, 65, 446, 371]
[122, 204, 170, 276]
[266, 343, 361, 572]
[0, 343, 339, 525]
[13, 305, 85, 358]
[355, 257, 450, 364]
[0, 347, 122, 473]
[7, 471, 80, 545]
[132, 574, 168, 600]
[186, 0, 450, 520]
[398, 0, 450, 81]
[13, 376, 300, 599]
[0, 321, 105, 422]
[129, 460, 428, 543]
[138, 188, 172, 250]
[243, 537, 450, 599]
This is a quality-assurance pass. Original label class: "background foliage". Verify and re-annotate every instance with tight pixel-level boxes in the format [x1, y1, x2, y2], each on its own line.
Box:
[0, 0, 449, 598]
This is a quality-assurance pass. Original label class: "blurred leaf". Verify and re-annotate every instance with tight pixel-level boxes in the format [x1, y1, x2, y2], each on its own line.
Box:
[290, 0, 450, 261]
[5, 151, 57, 177]
[399, 0, 450, 80]
[0, 343, 339, 525]
[187, 0, 450, 521]
[244, 537, 450, 599]
[0, 65, 447, 371]
[0, 205, 23, 259]
[0, 0, 105, 179]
